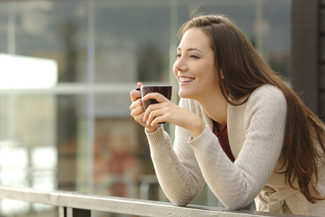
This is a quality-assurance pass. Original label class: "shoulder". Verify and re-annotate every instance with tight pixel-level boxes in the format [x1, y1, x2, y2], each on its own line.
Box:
[246, 85, 287, 111]
[230, 85, 287, 116]
[243, 85, 287, 126]
[249, 85, 286, 104]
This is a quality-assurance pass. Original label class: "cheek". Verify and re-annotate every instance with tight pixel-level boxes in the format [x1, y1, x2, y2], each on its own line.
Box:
[173, 62, 178, 76]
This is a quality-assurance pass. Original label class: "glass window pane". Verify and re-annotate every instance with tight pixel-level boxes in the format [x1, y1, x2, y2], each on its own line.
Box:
[14, 1, 88, 83]
[94, 2, 171, 83]
[0, 0, 292, 215]
[0, 2, 8, 53]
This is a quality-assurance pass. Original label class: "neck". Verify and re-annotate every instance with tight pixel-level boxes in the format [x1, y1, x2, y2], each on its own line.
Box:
[196, 94, 228, 129]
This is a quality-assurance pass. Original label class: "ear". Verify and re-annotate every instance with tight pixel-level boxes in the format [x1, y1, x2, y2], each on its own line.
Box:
[220, 71, 225, 79]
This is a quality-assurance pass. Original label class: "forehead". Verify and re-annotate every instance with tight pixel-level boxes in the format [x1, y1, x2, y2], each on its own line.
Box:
[178, 28, 212, 50]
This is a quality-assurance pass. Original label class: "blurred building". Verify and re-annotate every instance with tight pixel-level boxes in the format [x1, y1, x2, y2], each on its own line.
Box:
[0, 0, 292, 216]
[291, 0, 324, 118]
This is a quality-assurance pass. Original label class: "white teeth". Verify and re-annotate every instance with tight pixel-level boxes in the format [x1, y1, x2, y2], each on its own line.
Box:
[180, 77, 194, 82]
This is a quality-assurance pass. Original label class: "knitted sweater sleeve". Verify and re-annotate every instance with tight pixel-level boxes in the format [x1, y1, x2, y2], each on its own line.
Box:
[145, 100, 206, 205]
[146, 85, 287, 209]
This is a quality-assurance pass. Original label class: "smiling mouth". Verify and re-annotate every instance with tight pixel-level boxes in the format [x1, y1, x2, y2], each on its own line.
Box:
[179, 77, 195, 83]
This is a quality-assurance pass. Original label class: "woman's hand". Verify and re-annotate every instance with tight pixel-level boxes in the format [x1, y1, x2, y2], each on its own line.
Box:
[142, 92, 206, 138]
[129, 82, 160, 133]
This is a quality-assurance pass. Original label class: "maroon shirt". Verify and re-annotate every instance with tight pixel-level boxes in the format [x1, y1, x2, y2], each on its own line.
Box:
[212, 122, 235, 162]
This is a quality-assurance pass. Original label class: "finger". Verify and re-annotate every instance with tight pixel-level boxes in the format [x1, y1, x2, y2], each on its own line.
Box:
[143, 103, 161, 122]
[130, 89, 142, 102]
[142, 101, 170, 122]
[130, 104, 145, 118]
[150, 116, 165, 127]
[130, 99, 143, 111]
[137, 82, 144, 88]
[146, 109, 166, 126]
[142, 92, 168, 103]
[134, 112, 146, 126]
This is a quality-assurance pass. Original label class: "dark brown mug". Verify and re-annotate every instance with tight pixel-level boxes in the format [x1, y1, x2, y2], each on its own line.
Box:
[136, 85, 172, 124]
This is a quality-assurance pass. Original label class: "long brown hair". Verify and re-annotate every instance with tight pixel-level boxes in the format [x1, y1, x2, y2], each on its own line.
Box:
[180, 14, 325, 203]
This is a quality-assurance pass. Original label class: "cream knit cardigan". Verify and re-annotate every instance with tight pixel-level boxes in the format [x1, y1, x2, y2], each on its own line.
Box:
[145, 85, 325, 216]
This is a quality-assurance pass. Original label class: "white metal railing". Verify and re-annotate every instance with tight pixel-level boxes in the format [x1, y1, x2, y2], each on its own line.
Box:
[0, 185, 308, 217]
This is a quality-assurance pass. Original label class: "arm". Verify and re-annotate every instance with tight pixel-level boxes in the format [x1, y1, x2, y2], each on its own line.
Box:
[145, 100, 206, 205]
[190, 86, 287, 209]
[130, 85, 207, 205]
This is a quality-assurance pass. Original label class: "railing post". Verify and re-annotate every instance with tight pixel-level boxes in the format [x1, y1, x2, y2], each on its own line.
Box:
[59, 207, 90, 217]
[67, 208, 73, 217]
[69, 207, 91, 217]
[59, 207, 66, 217]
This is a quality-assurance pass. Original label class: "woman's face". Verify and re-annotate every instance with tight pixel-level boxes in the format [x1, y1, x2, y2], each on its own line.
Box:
[173, 27, 221, 101]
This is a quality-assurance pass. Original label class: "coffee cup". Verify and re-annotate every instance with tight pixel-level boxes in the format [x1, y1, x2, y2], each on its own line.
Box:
[136, 85, 172, 124]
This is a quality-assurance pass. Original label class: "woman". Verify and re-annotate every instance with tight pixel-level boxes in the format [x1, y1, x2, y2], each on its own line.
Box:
[129, 14, 325, 215]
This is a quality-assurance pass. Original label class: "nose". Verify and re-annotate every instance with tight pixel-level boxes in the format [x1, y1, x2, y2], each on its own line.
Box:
[173, 57, 187, 73]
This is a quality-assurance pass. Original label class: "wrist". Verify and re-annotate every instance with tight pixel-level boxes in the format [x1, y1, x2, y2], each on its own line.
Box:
[145, 125, 160, 133]
[190, 118, 206, 139]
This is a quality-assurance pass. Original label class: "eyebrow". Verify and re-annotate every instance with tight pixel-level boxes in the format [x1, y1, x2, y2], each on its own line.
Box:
[177, 47, 203, 52]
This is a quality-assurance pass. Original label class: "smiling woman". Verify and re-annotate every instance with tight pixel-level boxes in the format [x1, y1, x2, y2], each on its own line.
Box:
[130, 14, 325, 216]
[174, 28, 221, 106]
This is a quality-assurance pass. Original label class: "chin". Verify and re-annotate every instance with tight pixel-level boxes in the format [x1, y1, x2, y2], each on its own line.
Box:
[178, 89, 193, 99]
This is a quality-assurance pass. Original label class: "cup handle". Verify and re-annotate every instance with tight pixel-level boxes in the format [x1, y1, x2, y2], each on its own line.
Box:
[135, 87, 141, 100]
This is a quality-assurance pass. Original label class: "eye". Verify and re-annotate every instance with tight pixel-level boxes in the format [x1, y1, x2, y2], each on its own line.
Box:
[190, 55, 199, 59]
[176, 54, 181, 58]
